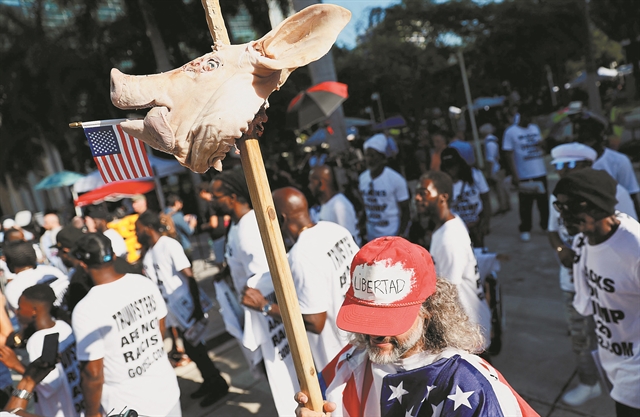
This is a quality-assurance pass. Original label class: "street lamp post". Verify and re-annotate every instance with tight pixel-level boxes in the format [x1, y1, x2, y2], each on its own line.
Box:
[457, 51, 484, 169]
[371, 92, 386, 125]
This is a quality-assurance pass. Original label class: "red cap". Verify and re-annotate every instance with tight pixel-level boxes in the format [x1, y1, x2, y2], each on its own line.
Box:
[336, 237, 436, 336]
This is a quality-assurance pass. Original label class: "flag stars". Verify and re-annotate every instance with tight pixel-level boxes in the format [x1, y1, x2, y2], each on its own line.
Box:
[447, 385, 474, 410]
[388, 381, 409, 404]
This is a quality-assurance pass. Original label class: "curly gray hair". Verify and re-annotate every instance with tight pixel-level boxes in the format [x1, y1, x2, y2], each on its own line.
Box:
[349, 278, 485, 356]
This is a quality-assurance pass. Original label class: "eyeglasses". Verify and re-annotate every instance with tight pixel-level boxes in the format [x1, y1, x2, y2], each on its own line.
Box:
[553, 160, 578, 171]
[552, 199, 588, 213]
[211, 192, 229, 200]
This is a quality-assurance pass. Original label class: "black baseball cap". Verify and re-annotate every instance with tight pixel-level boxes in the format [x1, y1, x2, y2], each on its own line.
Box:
[53, 226, 85, 250]
[72, 233, 114, 266]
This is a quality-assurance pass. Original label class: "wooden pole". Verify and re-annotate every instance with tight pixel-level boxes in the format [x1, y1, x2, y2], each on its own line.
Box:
[200, 0, 324, 411]
[201, 0, 230, 47]
[238, 138, 324, 411]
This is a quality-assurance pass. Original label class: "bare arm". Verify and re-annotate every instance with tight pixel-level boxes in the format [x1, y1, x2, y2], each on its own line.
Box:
[631, 193, 640, 220]
[504, 151, 519, 186]
[80, 359, 104, 417]
[4, 375, 39, 415]
[241, 287, 326, 334]
[0, 293, 13, 346]
[479, 192, 491, 233]
[180, 267, 204, 322]
[548, 231, 575, 268]
[398, 199, 410, 237]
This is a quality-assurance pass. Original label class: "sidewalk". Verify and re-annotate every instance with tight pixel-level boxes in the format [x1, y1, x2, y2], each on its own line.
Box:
[180, 192, 616, 416]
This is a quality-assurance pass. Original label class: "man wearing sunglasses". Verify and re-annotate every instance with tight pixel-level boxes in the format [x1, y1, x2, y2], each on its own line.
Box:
[547, 143, 637, 407]
[553, 169, 640, 417]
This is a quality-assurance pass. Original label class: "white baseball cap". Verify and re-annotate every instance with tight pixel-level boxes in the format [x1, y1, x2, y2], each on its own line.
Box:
[363, 133, 387, 155]
[551, 142, 597, 165]
[2, 218, 15, 230]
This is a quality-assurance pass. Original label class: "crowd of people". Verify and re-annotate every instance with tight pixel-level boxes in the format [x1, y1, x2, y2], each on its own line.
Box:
[0, 103, 638, 416]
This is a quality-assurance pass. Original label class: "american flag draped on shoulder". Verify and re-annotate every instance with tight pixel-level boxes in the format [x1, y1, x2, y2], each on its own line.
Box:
[320, 346, 539, 417]
[80, 119, 152, 183]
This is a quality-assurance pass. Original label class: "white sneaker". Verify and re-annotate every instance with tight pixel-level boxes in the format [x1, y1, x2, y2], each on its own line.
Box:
[562, 382, 602, 406]
[520, 232, 531, 242]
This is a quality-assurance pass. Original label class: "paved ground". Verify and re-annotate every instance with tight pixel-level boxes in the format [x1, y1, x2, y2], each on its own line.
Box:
[177, 173, 618, 417]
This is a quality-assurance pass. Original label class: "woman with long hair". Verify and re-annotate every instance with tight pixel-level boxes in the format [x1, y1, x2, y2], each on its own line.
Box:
[440, 142, 491, 247]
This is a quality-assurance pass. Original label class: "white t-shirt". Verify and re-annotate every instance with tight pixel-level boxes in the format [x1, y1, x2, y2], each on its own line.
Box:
[245, 271, 299, 417]
[572, 213, 640, 408]
[224, 209, 268, 366]
[5, 265, 69, 311]
[502, 124, 546, 180]
[225, 210, 269, 293]
[593, 148, 640, 194]
[319, 193, 361, 246]
[142, 236, 193, 329]
[72, 274, 180, 416]
[430, 216, 491, 348]
[451, 168, 490, 225]
[289, 222, 358, 370]
[359, 167, 409, 240]
[104, 228, 128, 258]
[549, 188, 638, 292]
[484, 135, 501, 174]
[26, 320, 83, 417]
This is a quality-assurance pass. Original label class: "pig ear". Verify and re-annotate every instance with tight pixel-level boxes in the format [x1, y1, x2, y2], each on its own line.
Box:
[254, 4, 350, 71]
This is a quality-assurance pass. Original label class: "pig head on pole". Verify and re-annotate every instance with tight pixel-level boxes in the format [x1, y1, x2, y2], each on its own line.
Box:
[110, 4, 350, 173]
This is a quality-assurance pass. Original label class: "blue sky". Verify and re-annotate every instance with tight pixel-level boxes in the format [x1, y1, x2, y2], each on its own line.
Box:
[324, 0, 498, 49]
[323, 0, 401, 49]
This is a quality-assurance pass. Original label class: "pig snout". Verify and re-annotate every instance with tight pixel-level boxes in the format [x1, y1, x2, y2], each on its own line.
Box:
[110, 68, 163, 110]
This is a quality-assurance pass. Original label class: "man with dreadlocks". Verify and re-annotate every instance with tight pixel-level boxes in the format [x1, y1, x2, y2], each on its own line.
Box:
[0, 284, 83, 416]
[210, 169, 270, 374]
[136, 211, 229, 408]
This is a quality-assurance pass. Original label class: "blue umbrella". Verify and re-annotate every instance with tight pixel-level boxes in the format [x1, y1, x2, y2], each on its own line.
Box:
[34, 171, 86, 190]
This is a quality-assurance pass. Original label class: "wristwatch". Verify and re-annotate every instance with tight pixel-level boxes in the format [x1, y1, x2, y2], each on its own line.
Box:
[261, 302, 273, 316]
[12, 388, 33, 401]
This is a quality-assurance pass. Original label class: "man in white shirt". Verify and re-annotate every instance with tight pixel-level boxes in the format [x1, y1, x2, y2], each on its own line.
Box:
[211, 169, 269, 372]
[546, 143, 634, 406]
[503, 106, 548, 241]
[481, 123, 511, 214]
[84, 205, 128, 259]
[358, 134, 410, 242]
[71, 233, 181, 417]
[414, 171, 492, 353]
[573, 111, 640, 216]
[308, 165, 361, 245]
[39, 213, 65, 272]
[136, 211, 228, 408]
[3, 241, 69, 311]
[0, 284, 83, 416]
[553, 169, 640, 416]
[241, 187, 358, 370]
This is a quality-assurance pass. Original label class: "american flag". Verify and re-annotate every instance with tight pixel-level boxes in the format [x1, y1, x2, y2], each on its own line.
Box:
[320, 347, 539, 417]
[81, 120, 152, 183]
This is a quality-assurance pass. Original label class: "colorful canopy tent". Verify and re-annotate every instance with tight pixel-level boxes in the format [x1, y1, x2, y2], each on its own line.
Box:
[74, 180, 155, 207]
[34, 171, 85, 190]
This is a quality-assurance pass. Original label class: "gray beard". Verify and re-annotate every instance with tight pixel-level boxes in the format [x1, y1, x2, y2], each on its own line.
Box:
[365, 323, 424, 365]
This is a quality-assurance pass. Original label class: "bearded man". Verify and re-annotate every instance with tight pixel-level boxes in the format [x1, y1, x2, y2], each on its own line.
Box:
[295, 237, 538, 417]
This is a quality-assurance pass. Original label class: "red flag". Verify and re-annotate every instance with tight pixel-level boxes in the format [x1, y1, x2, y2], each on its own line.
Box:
[81, 119, 152, 183]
